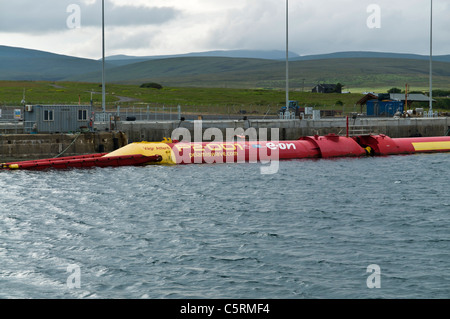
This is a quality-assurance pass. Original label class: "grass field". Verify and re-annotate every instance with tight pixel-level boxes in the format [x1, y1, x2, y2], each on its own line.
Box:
[66, 56, 450, 92]
[0, 80, 447, 116]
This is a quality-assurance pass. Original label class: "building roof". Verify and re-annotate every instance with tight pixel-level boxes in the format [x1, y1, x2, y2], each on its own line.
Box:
[390, 93, 435, 102]
[356, 93, 378, 105]
[356, 93, 435, 105]
[315, 84, 337, 88]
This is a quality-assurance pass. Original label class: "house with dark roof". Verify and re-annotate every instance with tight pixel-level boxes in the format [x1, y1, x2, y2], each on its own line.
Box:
[312, 84, 340, 94]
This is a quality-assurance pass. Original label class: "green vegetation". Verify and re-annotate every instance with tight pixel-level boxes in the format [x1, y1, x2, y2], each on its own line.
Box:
[1, 80, 448, 116]
[432, 89, 450, 97]
[0, 81, 363, 115]
[140, 82, 163, 89]
[64, 57, 450, 93]
[387, 87, 402, 93]
[435, 98, 450, 110]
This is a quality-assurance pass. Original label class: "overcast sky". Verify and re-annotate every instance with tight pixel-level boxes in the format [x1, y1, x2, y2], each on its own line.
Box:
[0, 0, 448, 59]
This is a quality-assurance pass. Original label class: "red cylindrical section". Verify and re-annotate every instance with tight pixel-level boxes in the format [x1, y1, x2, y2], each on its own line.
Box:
[168, 135, 368, 164]
[392, 136, 450, 154]
[169, 139, 322, 164]
[301, 134, 367, 158]
[8, 154, 155, 170]
[355, 135, 450, 155]
[355, 134, 409, 155]
[4, 153, 107, 166]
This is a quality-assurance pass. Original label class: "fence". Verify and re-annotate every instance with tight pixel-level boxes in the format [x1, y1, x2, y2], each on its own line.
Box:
[0, 106, 23, 122]
[95, 105, 182, 122]
[0, 107, 23, 134]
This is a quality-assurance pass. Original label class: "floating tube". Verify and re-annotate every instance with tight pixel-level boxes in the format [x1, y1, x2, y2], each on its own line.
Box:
[2, 154, 161, 170]
[103, 139, 322, 164]
[104, 134, 450, 165]
[3, 153, 107, 167]
[103, 135, 367, 165]
[2, 134, 450, 170]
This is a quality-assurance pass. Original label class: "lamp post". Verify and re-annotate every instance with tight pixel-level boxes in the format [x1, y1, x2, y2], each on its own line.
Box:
[285, 0, 290, 119]
[429, 0, 433, 117]
[102, 0, 106, 116]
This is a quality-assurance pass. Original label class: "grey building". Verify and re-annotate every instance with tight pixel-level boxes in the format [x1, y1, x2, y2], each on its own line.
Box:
[24, 104, 93, 133]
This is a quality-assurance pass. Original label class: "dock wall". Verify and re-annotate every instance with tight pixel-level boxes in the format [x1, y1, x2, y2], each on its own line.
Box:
[97, 117, 450, 142]
[0, 132, 127, 161]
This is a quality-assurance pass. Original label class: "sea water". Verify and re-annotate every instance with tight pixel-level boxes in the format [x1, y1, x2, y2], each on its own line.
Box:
[0, 153, 449, 299]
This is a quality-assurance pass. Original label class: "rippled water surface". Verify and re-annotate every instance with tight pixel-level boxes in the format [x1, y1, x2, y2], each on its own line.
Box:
[1, 153, 449, 299]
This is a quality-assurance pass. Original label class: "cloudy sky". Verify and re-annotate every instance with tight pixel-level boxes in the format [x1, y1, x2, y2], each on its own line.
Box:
[0, 0, 448, 59]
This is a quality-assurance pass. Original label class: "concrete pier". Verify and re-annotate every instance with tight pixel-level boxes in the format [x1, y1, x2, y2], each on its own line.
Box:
[96, 117, 450, 142]
[0, 131, 127, 161]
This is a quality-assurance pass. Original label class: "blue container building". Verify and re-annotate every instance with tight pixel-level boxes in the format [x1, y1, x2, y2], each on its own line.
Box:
[366, 100, 404, 117]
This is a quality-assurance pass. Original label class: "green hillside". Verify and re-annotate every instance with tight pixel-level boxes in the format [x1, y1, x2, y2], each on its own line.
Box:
[0, 45, 112, 81]
[1, 46, 449, 92]
[66, 56, 450, 92]
[3, 81, 449, 117]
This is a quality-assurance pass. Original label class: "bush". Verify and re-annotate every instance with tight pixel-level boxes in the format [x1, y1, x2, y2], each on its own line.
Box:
[435, 98, 450, 110]
[432, 89, 450, 97]
[387, 87, 402, 93]
[140, 82, 163, 89]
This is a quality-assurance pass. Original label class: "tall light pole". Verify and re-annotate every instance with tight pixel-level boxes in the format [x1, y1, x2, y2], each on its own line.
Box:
[102, 0, 106, 116]
[429, 0, 433, 116]
[285, 0, 290, 119]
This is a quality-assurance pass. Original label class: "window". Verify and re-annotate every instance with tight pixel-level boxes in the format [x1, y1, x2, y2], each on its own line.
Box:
[44, 109, 54, 121]
[78, 109, 88, 121]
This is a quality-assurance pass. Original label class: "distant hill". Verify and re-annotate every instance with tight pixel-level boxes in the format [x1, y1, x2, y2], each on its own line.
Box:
[293, 51, 450, 63]
[67, 56, 450, 90]
[0, 45, 110, 81]
[68, 56, 282, 85]
[104, 50, 300, 67]
[105, 50, 450, 66]
[1, 45, 450, 90]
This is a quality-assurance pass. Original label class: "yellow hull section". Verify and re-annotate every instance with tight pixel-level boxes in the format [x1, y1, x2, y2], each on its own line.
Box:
[412, 141, 450, 152]
[104, 142, 176, 165]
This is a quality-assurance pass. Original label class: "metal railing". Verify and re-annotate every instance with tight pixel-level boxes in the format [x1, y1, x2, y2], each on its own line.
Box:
[0, 107, 24, 134]
[95, 105, 182, 122]
[0, 107, 23, 122]
[347, 125, 378, 136]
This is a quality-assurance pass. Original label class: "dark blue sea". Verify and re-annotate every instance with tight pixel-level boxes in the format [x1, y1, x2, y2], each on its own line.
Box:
[1, 153, 449, 299]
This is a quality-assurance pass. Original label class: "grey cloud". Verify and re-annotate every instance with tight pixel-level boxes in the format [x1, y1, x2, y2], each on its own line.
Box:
[0, 0, 179, 33]
[200, 0, 450, 56]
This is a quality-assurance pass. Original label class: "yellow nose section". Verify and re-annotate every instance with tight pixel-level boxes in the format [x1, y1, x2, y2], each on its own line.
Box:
[104, 142, 176, 165]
